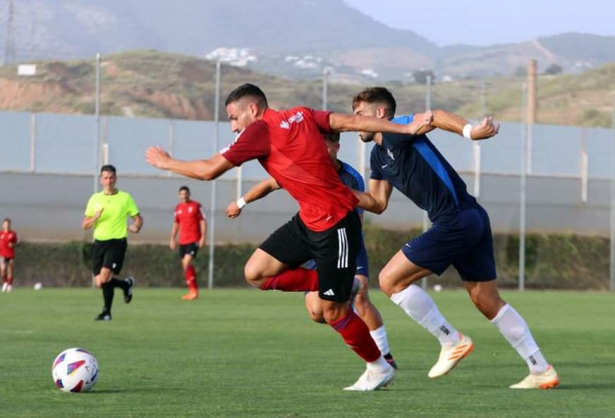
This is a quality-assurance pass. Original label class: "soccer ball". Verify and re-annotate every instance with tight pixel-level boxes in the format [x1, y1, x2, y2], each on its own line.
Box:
[51, 348, 99, 393]
[433, 284, 443, 292]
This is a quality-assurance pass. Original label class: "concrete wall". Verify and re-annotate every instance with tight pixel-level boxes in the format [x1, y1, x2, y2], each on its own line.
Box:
[0, 171, 610, 245]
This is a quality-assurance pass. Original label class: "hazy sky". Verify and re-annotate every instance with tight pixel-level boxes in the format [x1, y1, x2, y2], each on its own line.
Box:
[344, 0, 615, 46]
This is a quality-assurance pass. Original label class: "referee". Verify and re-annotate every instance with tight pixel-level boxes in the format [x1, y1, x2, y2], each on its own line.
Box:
[82, 165, 143, 321]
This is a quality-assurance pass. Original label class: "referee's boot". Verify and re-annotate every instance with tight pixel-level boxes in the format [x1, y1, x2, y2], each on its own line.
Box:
[123, 277, 135, 303]
[94, 311, 112, 321]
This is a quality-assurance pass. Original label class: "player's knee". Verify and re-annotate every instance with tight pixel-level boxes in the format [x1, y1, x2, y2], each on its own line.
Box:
[243, 263, 264, 287]
[378, 272, 395, 295]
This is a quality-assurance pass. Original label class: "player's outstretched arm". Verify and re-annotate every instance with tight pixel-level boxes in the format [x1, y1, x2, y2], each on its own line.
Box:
[429, 110, 500, 140]
[352, 179, 393, 214]
[146, 146, 235, 180]
[329, 112, 432, 136]
[226, 177, 281, 219]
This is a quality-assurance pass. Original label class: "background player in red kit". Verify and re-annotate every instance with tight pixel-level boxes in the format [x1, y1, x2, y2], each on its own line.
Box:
[0, 218, 19, 293]
[170, 186, 207, 300]
[146, 83, 430, 391]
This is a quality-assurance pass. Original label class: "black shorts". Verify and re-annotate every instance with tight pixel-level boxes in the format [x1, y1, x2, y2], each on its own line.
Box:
[0, 256, 13, 264]
[92, 238, 127, 276]
[260, 211, 361, 303]
[179, 243, 199, 259]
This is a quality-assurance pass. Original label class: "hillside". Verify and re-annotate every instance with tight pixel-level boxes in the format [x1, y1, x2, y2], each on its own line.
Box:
[1, 1, 615, 80]
[0, 51, 614, 128]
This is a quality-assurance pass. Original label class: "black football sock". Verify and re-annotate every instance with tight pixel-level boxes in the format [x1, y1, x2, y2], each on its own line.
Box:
[111, 277, 129, 290]
[102, 282, 114, 314]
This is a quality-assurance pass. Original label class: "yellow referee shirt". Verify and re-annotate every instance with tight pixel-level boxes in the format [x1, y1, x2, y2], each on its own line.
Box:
[84, 190, 140, 241]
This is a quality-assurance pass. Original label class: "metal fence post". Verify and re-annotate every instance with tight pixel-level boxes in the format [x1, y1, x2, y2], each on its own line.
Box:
[168, 119, 174, 176]
[29, 113, 36, 172]
[474, 80, 487, 198]
[581, 128, 588, 203]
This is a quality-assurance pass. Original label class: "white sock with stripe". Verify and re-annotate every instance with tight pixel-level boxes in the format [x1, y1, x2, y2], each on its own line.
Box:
[491, 304, 549, 374]
[390, 284, 459, 347]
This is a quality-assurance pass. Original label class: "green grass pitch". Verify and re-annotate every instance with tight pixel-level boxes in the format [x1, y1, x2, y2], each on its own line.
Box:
[1, 288, 614, 417]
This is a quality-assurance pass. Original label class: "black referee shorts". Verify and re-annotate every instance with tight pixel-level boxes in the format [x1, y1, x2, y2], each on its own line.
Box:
[92, 238, 127, 276]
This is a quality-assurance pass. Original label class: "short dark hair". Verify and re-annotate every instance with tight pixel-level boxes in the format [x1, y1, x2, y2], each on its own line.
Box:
[323, 132, 340, 143]
[2, 218, 10, 224]
[225, 83, 268, 108]
[179, 186, 190, 193]
[352, 87, 397, 119]
[100, 164, 116, 175]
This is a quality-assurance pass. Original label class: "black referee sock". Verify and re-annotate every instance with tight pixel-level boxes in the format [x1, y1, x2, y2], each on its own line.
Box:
[111, 277, 129, 290]
[102, 282, 114, 314]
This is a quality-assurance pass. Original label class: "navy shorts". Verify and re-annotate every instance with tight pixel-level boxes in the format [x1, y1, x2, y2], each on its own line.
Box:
[402, 205, 496, 281]
[304, 233, 369, 278]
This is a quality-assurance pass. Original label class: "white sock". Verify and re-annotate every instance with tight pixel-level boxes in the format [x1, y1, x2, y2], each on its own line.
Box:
[390, 284, 459, 346]
[370, 326, 391, 356]
[366, 355, 389, 372]
[491, 304, 549, 374]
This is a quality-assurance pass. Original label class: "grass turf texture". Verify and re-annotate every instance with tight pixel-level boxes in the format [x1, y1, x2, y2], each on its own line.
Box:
[1, 289, 613, 418]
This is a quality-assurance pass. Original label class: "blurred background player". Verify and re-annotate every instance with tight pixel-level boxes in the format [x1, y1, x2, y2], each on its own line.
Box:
[351, 87, 558, 389]
[170, 185, 207, 300]
[82, 165, 143, 321]
[0, 218, 19, 292]
[226, 132, 398, 369]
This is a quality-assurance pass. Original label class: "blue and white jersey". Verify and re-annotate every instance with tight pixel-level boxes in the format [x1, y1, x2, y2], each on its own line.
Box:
[337, 160, 364, 215]
[370, 115, 477, 223]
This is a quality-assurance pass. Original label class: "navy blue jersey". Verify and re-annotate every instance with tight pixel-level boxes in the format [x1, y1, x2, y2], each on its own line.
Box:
[338, 160, 365, 215]
[370, 115, 477, 222]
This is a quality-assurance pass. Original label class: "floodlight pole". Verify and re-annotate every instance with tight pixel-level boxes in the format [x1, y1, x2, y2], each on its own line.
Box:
[610, 93, 615, 291]
[322, 68, 330, 110]
[93, 53, 101, 193]
[421, 75, 432, 291]
[519, 83, 528, 291]
[91, 53, 101, 289]
[208, 59, 221, 289]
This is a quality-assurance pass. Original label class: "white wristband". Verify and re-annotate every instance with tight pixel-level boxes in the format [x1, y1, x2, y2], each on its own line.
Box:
[237, 197, 247, 209]
[462, 124, 473, 139]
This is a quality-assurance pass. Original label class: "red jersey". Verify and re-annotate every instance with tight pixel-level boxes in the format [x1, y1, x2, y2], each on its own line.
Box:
[221, 107, 358, 232]
[0, 230, 18, 258]
[174, 201, 205, 245]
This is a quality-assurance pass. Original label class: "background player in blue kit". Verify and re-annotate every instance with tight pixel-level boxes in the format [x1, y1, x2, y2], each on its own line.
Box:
[226, 132, 398, 370]
[351, 87, 559, 389]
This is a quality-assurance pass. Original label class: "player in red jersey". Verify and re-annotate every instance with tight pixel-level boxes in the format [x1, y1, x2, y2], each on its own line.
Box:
[170, 186, 207, 300]
[146, 83, 431, 391]
[1, 218, 19, 293]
